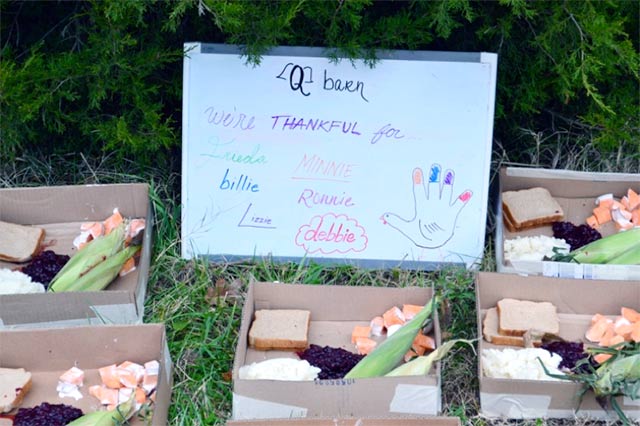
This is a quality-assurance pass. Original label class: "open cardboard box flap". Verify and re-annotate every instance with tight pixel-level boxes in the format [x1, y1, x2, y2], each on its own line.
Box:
[0, 183, 153, 327]
[232, 282, 442, 420]
[0, 323, 173, 425]
[476, 271, 640, 420]
[495, 167, 640, 280]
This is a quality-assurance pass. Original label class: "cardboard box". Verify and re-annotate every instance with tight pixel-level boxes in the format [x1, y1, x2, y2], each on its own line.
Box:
[0, 183, 153, 328]
[0, 323, 173, 425]
[495, 167, 640, 280]
[227, 417, 460, 426]
[232, 282, 441, 421]
[476, 271, 640, 420]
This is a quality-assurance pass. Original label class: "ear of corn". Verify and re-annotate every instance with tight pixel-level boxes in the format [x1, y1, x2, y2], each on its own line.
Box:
[49, 223, 126, 291]
[49, 222, 139, 293]
[344, 295, 439, 379]
[66, 393, 135, 426]
[385, 338, 475, 377]
[605, 242, 640, 265]
[593, 352, 640, 397]
[59, 245, 139, 292]
[569, 228, 640, 264]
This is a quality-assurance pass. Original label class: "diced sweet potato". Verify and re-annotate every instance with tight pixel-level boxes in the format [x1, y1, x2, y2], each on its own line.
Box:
[628, 188, 640, 210]
[411, 343, 427, 356]
[594, 353, 613, 364]
[586, 215, 599, 229]
[585, 317, 613, 343]
[413, 333, 436, 351]
[370, 316, 384, 336]
[592, 205, 612, 224]
[355, 337, 377, 355]
[382, 306, 405, 328]
[621, 307, 640, 322]
[351, 325, 371, 344]
[402, 304, 423, 321]
[631, 322, 640, 343]
[404, 349, 418, 363]
[598, 198, 615, 209]
[99, 364, 122, 389]
[605, 334, 625, 347]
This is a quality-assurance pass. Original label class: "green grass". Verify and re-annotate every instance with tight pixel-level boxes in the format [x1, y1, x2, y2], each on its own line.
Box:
[1, 128, 636, 426]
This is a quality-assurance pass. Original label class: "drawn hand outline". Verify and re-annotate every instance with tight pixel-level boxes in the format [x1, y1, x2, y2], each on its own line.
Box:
[380, 164, 472, 249]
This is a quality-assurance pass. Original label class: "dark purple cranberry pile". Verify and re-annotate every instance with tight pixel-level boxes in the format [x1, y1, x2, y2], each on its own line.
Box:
[13, 402, 83, 426]
[552, 221, 602, 251]
[21, 250, 70, 289]
[297, 344, 365, 379]
[541, 341, 596, 374]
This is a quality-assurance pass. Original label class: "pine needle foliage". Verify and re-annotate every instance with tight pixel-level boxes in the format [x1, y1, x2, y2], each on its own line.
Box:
[1, 0, 638, 164]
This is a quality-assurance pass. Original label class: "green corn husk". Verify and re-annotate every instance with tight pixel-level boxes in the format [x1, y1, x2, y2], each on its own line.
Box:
[385, 338, 475, 377]
[67, 394, 135, 425]
[49, 223, 126, 292]
[567, 228, 640, 264]
[55, 245, 139, 292]
[605, 242, 640, 265]
[344, 295, 439, 379]
[593, 352, 640, 397]
[539, 342, 640, 424]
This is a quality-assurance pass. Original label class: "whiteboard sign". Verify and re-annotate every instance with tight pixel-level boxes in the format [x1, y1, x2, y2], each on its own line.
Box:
[182, 43, 497, 269]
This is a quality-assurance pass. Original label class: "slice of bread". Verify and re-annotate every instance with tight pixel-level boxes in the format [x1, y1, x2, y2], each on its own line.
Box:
[0, 367, 32, 413]
[502, 187, 564, 231]
[482, 308, 542, 347]
[497, 298, 559, 337]
[0, 221, 45, 263]
[248, 309, 311, 351]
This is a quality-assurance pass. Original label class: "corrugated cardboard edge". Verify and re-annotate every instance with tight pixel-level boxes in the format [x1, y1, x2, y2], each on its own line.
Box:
[152, 324, 174, 426]
[134, 194, 154, 323]
[232, 394, 308, 420]
[232, 282, 442, 420]
[480, 392, 552, 418]
[480, 392, 640, 420]
[389, 383, 440, 415]
[475, 272, 640, 420]
[495, 166, 640, 279]
[0, 303, 138, 329]
[504, 167, 640, 181]
[0, 183, 153, 327]
[0, 323, 173, 425]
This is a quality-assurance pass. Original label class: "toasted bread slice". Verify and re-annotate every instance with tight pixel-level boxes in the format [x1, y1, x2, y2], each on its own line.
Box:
[502, 187, 564, 231]
[497, 298, 559, 337]
[483, 308, 542, 347]
[0, 367, 32, 413]
[0, 221, 45, 263]
[248, 309, 310, 351]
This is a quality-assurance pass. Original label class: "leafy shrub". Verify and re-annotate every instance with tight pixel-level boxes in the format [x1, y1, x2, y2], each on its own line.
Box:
[1, 0, 638, 165]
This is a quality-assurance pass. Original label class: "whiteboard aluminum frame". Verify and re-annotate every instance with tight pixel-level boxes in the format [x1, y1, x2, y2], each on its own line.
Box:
[182, 42, 497, 270]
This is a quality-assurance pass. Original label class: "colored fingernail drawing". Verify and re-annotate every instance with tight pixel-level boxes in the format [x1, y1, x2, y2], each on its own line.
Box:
[443, 169, 454, 185]
[413, 168, 423, 185]
[429, 164, 441, 183]
[381, 164, 472, 249]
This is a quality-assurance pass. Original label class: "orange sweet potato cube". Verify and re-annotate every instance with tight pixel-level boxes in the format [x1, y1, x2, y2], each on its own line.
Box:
[351, 325, 371, 344]
[586, 215, 599, 229]
[592, 205, 612, 224]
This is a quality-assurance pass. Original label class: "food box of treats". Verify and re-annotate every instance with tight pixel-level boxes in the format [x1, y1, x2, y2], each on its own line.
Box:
[0, 184, 153, 328]
[0, 323, 173, 425]
[476, 271, 640, 420]
[227, 417, 460, 425]
[232, 282, 442, 421]
[495, 167, 640, 280]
